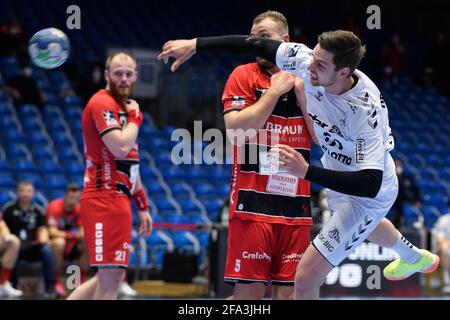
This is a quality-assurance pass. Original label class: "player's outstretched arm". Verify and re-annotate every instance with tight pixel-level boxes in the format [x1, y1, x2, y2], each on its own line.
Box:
[158, 36, 282, 72]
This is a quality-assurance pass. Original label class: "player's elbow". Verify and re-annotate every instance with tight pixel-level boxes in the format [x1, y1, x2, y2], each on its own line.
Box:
[109, 143, 132, 159]
[366, 171, 383, 198]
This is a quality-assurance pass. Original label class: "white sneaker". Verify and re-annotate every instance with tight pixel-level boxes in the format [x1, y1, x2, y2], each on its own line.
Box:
[118, 282, 138, 297]
[0, 282, 23, 298]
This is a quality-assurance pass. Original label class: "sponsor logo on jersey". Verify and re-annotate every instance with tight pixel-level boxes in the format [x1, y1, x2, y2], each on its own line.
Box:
[266, 122, 303, 135]
[284, 44, 301, 57]
[356, 139, 365, 163]
[231, 96, 246, 107]
[321, 145, 352, 165]
[103, 110, 118, 126]
[282, 60, 296, 70]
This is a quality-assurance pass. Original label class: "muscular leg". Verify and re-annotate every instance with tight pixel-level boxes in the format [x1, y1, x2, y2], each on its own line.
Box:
[367, 218, 398, 247]
[272, 285, 294, 300]
[228, 282, 266, 300]
[93, 268, 125, 300]
[294, 245, 333, 300]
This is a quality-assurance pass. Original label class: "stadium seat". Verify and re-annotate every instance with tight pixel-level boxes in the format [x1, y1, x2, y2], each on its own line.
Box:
[0, 173, 16, 189]
[45, 174, 69, 191]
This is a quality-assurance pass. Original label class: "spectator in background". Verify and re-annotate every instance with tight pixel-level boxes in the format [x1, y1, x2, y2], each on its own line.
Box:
[4, 65, 44, 108]
[46, 183, 88, 297]
[382, 33, 405, 85]
[1, 181, 60, 299]
[0, 17, 23, 56]
[0, 220, 22, 298]
[432, 201, 450, 294]
[391, 159, 421, 228]
[424, 32, 450, 96]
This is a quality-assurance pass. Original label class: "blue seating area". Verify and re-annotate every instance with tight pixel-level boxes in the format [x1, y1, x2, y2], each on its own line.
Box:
[379, 80, 450, 228]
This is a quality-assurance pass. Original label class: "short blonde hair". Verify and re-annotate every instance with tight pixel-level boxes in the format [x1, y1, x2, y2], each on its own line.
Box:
[253, 11, 289, 35]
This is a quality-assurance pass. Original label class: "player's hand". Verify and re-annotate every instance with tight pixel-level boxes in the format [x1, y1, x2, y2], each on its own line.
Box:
[158, 39, 197, 72]
[270, 144, 309, 179]
[268, 71, 295, 96]
[138, 210, 153, 238]
[125, 99, 140, 112]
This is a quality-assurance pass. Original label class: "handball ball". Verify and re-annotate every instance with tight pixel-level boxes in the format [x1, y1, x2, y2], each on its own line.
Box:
[28, 28, 70, 69]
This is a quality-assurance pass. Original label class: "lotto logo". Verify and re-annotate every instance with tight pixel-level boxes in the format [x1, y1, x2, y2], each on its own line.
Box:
[95, 223, 103, 262]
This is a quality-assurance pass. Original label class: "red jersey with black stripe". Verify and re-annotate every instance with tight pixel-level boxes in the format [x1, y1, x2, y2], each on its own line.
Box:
[46, 198, 81, 231]
[222, 63, 312, 225]
[81, 89, 139, 199]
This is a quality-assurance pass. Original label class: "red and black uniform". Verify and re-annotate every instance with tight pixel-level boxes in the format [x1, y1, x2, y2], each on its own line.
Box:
[46, 198, 82, 260]
[81, 89, 139, 268]
[222, 63, 312, 285]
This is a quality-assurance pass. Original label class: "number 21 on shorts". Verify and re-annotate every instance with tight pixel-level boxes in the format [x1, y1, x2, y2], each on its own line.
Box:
[115, 250, 127, 262]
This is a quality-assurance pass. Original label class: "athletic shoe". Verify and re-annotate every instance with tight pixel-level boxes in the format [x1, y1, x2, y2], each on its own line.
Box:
[383, 249, 440, 281]
[0, 281, 23, 298]
[118, 282, 138, 297]
[442, 285, 450, 294]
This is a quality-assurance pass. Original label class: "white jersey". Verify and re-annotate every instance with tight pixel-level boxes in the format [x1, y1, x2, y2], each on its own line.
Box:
[276, 42, 398, 210]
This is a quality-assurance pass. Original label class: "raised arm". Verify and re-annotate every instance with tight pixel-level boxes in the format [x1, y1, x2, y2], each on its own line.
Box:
[158, 36, 281, 72]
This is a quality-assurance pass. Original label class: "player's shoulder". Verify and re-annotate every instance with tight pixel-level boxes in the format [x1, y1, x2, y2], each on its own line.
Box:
[345, 70, 382, 117]
[85, 89, 118, 111]
[230, 63, 259, 77]
[1, 200, 17, 213]
[47, 198, 63, 210]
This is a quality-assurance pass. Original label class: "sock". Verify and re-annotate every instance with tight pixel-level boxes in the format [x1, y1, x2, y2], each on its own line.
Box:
[390, 232, 421, 263]
[124, 269, 129, 283]
[0, 268, 12, 285]
[55, 270, 61, 283]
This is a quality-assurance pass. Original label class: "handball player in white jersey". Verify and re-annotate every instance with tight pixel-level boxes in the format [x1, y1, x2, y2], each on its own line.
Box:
[158, 30, 440, 299]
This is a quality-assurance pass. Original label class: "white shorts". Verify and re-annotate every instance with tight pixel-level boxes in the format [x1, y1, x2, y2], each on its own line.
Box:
[313, 171, 399, 267]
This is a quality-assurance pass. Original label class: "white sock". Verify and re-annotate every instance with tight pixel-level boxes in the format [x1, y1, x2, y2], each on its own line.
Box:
[390, 232, 421, 263]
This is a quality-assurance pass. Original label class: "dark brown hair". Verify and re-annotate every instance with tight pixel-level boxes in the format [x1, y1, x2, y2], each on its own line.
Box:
[318, 30, 366, 74]
[66, 182, 81, 194]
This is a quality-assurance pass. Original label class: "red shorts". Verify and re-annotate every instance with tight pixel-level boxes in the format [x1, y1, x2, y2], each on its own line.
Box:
[80, 196, 132, 268]
[224, 218, 310, 285]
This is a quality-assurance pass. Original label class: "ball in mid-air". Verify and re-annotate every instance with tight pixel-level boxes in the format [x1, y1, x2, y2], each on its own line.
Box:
[28, 28, 70, 69]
